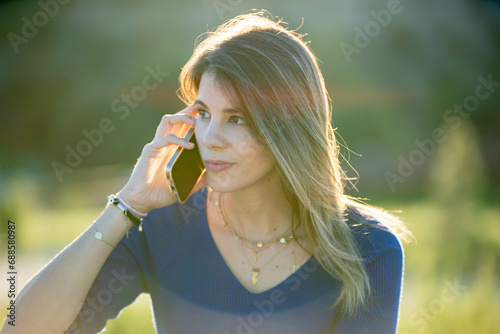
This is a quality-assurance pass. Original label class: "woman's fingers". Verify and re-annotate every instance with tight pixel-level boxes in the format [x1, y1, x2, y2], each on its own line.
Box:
[153, 114, 196, 142]
[153, 105, 198, 142]
[119, 105, 200, 212]
[183, 105, 200, 118]
[147, 133, 195, 151]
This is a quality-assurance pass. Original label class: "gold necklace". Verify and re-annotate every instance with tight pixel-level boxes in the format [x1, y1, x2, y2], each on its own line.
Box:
[237, 235, 290, 285]
[216, 193, 295, 247]
[240, 239, 273, 263]
[217, 192, 295, 256]
[216, 192, 297, 285]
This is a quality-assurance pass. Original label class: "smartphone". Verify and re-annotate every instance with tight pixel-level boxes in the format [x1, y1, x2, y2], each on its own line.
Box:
[165, 128, 206, 203]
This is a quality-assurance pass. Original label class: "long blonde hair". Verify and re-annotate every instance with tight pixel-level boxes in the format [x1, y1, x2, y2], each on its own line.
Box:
[177, 11, 412, 313]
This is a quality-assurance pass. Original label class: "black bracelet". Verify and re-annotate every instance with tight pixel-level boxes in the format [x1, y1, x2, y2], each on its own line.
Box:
[108, 195, 142, 227]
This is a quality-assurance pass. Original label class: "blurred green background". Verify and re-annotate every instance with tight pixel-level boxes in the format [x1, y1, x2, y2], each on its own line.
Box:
[1, 0, 499, 333]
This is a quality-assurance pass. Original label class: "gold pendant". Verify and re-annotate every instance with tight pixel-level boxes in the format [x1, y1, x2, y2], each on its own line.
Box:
[257, 242, 263, 248]
[252, 269, 259, 285]
[254, 253, 259, 263]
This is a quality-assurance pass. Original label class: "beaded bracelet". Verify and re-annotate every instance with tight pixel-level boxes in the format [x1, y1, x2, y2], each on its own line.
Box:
[107, 195, 143, 231]
[116, 194, 147, 218]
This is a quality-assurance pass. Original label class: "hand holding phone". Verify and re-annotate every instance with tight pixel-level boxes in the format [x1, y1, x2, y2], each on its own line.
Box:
[118, 106, 206, 213]
[165, 127, 206, 203]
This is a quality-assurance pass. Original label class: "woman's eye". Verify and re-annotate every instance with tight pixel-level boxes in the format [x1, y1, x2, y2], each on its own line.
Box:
[197, 109, 244, 125]
[229, 116, 245, 125]
[198, 109, 209, 118]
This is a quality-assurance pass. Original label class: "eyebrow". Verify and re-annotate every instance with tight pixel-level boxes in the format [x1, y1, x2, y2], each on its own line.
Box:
[194, 99, 241, 115]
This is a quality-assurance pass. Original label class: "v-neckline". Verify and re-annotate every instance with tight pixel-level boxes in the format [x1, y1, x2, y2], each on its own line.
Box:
[198, 187, 316, 297]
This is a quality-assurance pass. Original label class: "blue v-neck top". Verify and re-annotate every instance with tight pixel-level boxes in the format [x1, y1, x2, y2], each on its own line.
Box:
[66, 187, 404, 334]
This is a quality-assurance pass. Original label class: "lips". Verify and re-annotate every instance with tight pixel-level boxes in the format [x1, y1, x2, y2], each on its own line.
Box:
[205, 160, 233, 165]
[204, 160, 235, 172]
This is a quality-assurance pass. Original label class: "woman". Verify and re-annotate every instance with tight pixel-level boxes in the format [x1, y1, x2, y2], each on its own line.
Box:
[1, 11, 411, 334]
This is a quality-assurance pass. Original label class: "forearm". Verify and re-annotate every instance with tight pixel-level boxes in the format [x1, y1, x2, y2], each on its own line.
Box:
[0, 205, 133, 334]
[1, 108, 199, 334]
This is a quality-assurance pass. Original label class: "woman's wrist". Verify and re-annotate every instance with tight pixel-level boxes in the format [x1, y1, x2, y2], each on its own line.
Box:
[107, 195, 144, 229]
[95, 204, 135, 247]
[117, 188, 150, 214]
[116, 193, 147, 218]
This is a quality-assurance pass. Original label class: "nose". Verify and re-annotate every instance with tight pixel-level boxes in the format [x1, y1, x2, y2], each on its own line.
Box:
[198, 117, 228, 150]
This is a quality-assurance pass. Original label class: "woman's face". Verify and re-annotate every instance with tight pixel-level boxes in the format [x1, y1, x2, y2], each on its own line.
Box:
[194, 72, 276, 192]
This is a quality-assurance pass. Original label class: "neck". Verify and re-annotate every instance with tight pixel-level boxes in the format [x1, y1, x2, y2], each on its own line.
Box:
[215, 171, 296, 241]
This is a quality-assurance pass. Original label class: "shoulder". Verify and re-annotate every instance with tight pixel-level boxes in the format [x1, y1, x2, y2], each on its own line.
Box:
[344, 206, 404, 300]
[344, 206, 404, 267]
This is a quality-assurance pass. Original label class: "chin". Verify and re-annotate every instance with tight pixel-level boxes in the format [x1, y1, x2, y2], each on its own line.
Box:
[206, 173, 246, 194]
[205, 173, 232, 192]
